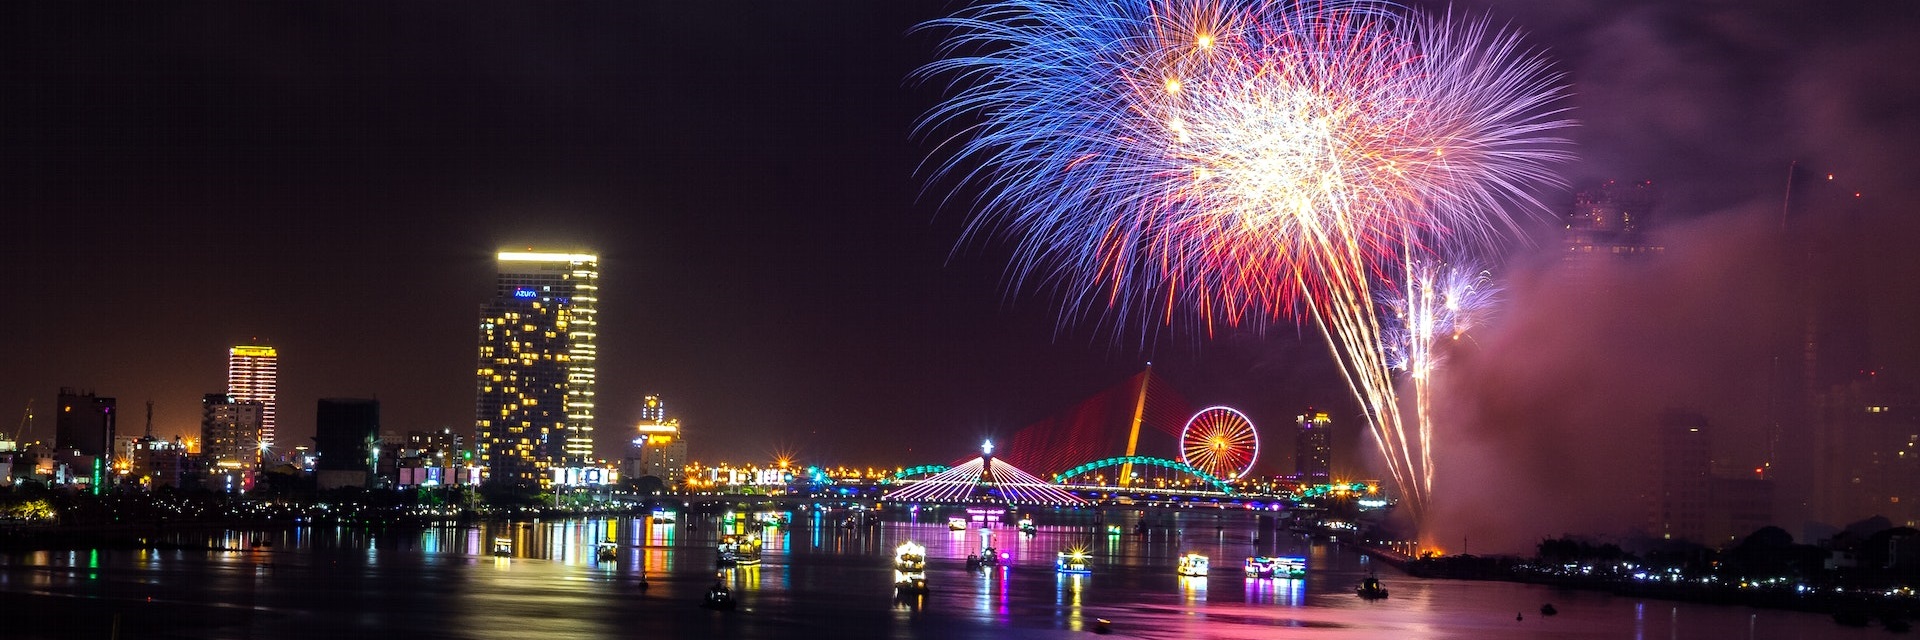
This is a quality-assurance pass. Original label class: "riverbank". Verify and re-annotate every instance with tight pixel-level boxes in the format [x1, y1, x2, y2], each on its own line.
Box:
[1364, 545, 1919, 627]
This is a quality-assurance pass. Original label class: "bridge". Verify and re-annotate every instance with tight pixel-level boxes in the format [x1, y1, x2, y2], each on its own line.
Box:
[642, 368, 1391, 516]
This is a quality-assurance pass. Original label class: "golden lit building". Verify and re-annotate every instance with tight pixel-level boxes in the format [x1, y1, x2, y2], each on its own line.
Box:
[626, 395, 686, 489]
[227, 345, 279, 450]
[476, 251, 599, 487]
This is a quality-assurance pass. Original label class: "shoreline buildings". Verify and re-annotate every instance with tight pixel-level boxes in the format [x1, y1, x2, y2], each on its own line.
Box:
[475, 250, 599, 488]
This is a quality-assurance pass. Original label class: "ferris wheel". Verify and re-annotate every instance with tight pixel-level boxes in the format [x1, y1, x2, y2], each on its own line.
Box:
[1179, 406, 1259, 481]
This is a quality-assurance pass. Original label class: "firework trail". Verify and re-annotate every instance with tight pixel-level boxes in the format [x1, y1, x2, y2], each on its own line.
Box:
[919, 0, 1571, 522]
[1382, 257, 1500, 501]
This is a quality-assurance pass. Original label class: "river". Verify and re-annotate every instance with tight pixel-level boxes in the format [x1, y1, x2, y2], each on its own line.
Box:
[0, 508, 1878, 639]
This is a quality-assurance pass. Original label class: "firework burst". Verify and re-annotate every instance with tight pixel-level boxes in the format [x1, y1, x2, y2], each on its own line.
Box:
[920, 0, 1571, 523]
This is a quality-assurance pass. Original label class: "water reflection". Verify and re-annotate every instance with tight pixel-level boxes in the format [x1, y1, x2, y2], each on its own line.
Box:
[1179, 575, 1207, 604]
[0, 513, 1885, 640]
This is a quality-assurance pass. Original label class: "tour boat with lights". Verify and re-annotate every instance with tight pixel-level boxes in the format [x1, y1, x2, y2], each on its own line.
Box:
[650, 508, 676, 524]
[1056, 550, 1093, 574]
[491, 536, 512, 557]
[1176, 553, 1210, 577]
[596, 540, 618, 563]
[717, 534, 763, 566]
[948, 517, 968, 531]
[894, 541, 929, 594]
[1018, 517, 1036, 534]
[1244, 556, 1307, 579]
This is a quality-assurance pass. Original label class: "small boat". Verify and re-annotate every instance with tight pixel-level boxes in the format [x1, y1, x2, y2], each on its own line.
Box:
[1057, 550, 1093, 574]
[948, 517, 968, 531]
[1539, 603, 1557, 617]
[717, 534, 763, 566]
[1018, 517, 1037, 534]
[1357, 574, 1390, 599]
[1105, 524, 1123, 536]
[1176, 553, 1210, 577]
[596, 540, 618, 563]
[968, 547, 1005, 569]
[702, 578, 737, 610]
[650, 508, 677, 524]
[894, 541, 929, 595]
[491, 536, 513, 557]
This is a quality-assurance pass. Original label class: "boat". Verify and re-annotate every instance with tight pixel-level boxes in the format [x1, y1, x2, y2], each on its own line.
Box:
[1105, 524, 1122, 536]
[1244, 556, 1306, 579]
[894, 541, 929, 595]
[1018, 517, 1037, 534]
[1357, 574, 1390, 599]
[717, 534, 763, 566]
[702, 575, 737, 610]
[596, 540, 618, 563]
[967, 528, 1003, 568]
[650, 508, 677, 524]
[1056, 550, 1093, 574]
[1176, 553, 1210, 577]
[948, 517, 968, 531]
[1539, 603, 1557, 617]
[491, 536, 513, 557]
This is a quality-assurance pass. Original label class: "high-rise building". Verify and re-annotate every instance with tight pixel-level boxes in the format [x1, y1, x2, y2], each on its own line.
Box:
[1295, 410, 1332, 486]
[476, 251, 599, 488]
[227, 345, 279, 450]
[201, 393, 263, 491]
[1563, 180, 1663, 266]
[1813, 373, 1919, 528]
[55, 388, 116, 458]
[55, 388, 116, 491]
[1649, 410, 1712, 543]
[314, 398, 380, 490]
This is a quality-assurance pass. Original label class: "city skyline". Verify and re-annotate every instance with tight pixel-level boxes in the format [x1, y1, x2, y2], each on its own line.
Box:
[4, 1, 1919, 550]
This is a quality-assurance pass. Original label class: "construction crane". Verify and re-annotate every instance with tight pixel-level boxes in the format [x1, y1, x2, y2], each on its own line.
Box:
[11, 398, 31, 444]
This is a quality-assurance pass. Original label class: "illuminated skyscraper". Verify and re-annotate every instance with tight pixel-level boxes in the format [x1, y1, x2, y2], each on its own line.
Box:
[476, 251, 599, 487]
[1295, 410, 1332, 485]
[227, 345, 279, 450]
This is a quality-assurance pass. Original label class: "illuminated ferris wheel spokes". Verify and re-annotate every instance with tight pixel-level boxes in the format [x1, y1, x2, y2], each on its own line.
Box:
[1179, 406, 1259, 481]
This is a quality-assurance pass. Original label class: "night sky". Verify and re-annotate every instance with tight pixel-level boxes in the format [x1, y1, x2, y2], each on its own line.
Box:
[4, 0, 1917, 528]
